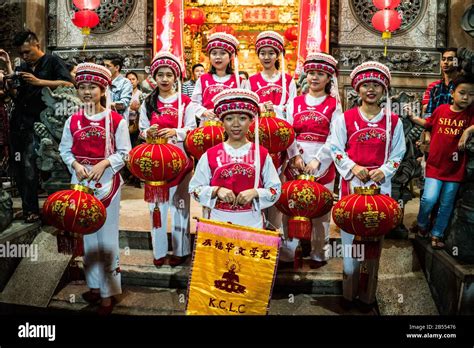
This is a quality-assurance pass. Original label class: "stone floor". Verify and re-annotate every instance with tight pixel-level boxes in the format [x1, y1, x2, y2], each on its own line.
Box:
[7, 182, 441, 316]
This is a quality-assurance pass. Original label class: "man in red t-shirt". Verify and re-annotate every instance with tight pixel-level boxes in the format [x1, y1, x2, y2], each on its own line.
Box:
[408, 75, 474, 249]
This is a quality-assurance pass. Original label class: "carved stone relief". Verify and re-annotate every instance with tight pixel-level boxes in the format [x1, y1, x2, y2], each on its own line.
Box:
[51, 0, 147, 48]
[333, 46, 441, 76]
[339, 0, 445, 49]
[52, 47, 153, 71]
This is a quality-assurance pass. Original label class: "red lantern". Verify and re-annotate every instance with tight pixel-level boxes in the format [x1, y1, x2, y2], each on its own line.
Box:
[247, 111, 295, 154]
[373, 0, 400, 10]
[73, 0, 101, 10]
[184, 7, 205, 33]
[371, 9, 402, 56]
[332, 186, 402, 238]
[72, 9, 100, 35]
[372, 9, 402, 32]
[276, 175, 334, 240]
[184, 120, 225, 160]
[284, 26, 298, 42]
[128, 136, 188, 228]
[43, 184, 107, 256]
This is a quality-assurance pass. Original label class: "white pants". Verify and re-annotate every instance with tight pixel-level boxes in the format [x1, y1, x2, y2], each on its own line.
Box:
[149, 172, 192, 259]
[341, 231, 383, 304]
[279, 181, 334, 262]
[83, 190, 122, 298]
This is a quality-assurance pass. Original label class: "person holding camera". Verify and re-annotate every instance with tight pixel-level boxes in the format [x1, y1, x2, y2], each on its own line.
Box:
[0, 30, 73, 223]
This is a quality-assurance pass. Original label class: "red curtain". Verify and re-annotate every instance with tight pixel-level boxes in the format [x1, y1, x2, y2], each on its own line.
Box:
[296, 0, 330, 76]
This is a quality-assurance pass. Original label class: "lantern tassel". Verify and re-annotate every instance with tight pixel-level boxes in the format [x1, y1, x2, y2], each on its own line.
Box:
[144, 182, 169, 203]
[152, 203, 161, 229]
[57, 230, 84, 257]
[288, 217, 312, 240]
[294, 240, 303, 270]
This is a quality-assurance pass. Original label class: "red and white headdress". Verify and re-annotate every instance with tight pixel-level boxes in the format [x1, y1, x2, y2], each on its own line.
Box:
[150, 51, 183, 80]
[206, 32, 239, 55]
[213, 88, 260, 120]
[76, 62, 112, 88]
[207, 31, 241, 88]
[76, 62, 114, 159]
[255, 31, 285, 54]
[350, 61, 391, 91]
[350, 61, 393, 166]
[304, 53, 341, 110]
[149, 51, 185, 134]
[213, 88, 262, 190]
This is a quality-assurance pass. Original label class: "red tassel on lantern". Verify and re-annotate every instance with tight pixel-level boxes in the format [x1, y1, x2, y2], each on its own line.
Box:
[294, 241, 303, 270]
[144, 182, 169, 204]
[152, 204, 162, 229]
[57, 230, 84, 257]
[288, 217, 312, 240]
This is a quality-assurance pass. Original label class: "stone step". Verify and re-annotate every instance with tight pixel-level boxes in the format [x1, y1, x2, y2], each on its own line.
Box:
[49, 281, 373, 315]
[73, 248, 343, 294]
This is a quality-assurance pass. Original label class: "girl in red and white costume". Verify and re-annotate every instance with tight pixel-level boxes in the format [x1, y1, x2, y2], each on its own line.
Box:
[189, 89, 281, 229]
[329, 61, 406, 309]
[247, 31, 297, 233]
[139, 52, 197, 267]
[247, 31, 296, 121]
[59, 63, 132, 315]
[282, 53, 343, 268]
[189, 32, 243, 126]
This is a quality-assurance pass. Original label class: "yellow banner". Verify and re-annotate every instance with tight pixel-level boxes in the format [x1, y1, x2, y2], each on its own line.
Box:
[186, 219, 280, 315]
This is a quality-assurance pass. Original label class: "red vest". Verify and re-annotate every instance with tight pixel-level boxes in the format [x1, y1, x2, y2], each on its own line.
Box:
[200, 73, 241, 110]
[70, 110, 123, 165]
[292, 95, 336, 143]
[344, 107, 398, 169]
[150, 94, 191, 129]
[248, 72, 292, 105]
[207, 143, 268, 212]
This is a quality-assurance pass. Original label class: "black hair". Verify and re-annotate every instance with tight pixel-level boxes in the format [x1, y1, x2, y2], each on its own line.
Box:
[125, 71, 139, 80]
[13, 30, 39, 47]
[104, 53, 124, 72]
[144, 88, 160, 120]
[453, 74, 474, 90]
[239, 70, 249, 79]
[192, 63, 204, 73]
[65, 62, 76, 72]
[442, 47, 458, 57]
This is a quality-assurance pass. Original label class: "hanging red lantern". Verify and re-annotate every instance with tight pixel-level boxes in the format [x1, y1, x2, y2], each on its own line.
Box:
[128, 136, 188, 228]
[372, 9, 402, 32]
[184, 7, 206, 33]
[284, 26, 298, 42]
[332, 186, 402, 238]
[72, 9, 100, 35]
[373, 0, 401, 10]
[247, 111, 295, 154]
[184, 120, 225, 160]
[43, 184, 107, 256]
[371, 9, 402, 56]
[73, 0, 101, 10]
[276, 175, 333, 240]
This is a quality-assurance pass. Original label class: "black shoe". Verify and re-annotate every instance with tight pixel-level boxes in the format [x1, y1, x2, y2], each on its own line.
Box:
[82, 291, 101, 304]
[355, 299, 377, 313]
